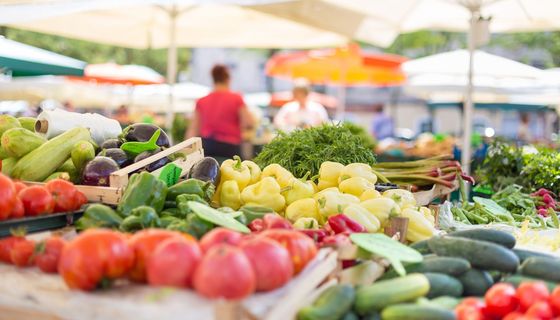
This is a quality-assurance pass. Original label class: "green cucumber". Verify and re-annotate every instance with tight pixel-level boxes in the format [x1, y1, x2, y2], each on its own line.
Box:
[427, 236, 519, 272]
[297, 284, 355, 320]
[426, 296, 460, 310]
[519, 257, 560, 282]
[448, 228, 516, 249]
[380, 303, 455, 320]
[424, 272, 463, 298]
[1, 128, 46, 158]
[411, 239, 432, 255]
[457, 269, 494, 296]
[513, 248, 559, 263]
[354, 273, 430, 315]
[502, 274, 557, 292]
[381, 256, 471, 280]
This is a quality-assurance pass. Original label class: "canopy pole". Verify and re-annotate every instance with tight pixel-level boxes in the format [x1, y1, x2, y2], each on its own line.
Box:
[461, 9, 478, 176]
[166, 5, 178, 136]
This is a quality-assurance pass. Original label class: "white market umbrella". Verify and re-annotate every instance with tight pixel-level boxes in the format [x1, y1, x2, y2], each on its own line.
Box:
[128, 82, 211, 113]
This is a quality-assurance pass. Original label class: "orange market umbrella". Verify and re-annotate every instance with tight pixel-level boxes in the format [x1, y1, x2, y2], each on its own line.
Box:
[266, 44, 407, 119]
[67, 63, 165, 85]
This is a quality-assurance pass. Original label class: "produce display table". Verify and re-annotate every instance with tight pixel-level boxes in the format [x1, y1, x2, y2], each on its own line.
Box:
[0, 249, 337, 320]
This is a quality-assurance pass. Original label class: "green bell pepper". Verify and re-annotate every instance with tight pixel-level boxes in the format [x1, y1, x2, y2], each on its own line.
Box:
[117, 172, 168, 216]
[239, 205, 275, 224]
[131, 206, 160, 228]
[167, 214, 213, 239]
[120, 216, 142, 232]
[177, 194, 208, 216]
[167, 178, 215, 202]
[76, 204, 123, 230]
[160, 208, 182, 218]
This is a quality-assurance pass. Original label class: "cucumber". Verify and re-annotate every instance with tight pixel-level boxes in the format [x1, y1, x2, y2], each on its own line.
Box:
[411, 239, 432, 255]
[424, 272, 463, 298]
[17, 117, 36, 132]
[57, 158, 79, 183]
[381, 256, 471, 280]
[71, 140, 96, 173]
[457, 269, 494, 296]
[519, 256, 560, 282]
[427, 296, 460, 310]
[11, 127, 92, 181]
[381, 303, 455, 320]
[502, 274, 557, 292]
[297, 284, 355, 320]
[1, 157, 17, 176]
[1, 128, 46, 158]
[354, 273, 430, 315]
[487, 270, 503, 283]
[361, 312, 381, 320]
[448, 228, 516, 249]
[513, 248, 559, 263]
[427, 236, 519, 272]
[341, 312, 359, 320]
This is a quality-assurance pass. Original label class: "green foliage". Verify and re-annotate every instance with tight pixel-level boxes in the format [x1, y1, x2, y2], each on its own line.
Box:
[521, 149, 560, 195]
[171, 113, 188, 144]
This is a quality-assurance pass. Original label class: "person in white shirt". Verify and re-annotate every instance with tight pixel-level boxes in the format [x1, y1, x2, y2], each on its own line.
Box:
[273, 79, 329, 132]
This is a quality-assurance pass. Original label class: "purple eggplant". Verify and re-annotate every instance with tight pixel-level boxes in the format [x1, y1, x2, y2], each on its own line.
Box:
[82, 156, 120, 186]
[101, 138, 122, 149]
[134, 148, 170, 172]
[120, 123, 170, 147]
[98, 148, 131, 168]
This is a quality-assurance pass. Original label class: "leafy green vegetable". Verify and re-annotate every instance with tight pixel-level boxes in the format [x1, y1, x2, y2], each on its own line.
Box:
[254, 123, 376, 178]
[188, 201, 250, 233]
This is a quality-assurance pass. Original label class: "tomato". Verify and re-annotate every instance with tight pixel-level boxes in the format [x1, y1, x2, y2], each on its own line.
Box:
[10, 239, 35, 267]
[45, 179, 78, 213]
[74, 191, 88, 209]
[485, 283, 519, 318]
[9, 198, 24, 219]
[146, 237, 201, 288]
[260, 229, 317, 274]
[550, 287, 560, 315]
[13, 182, 27, 194]
[0, 236, 26, 263]
[193, 244, 256, 299]
[35, 237, 66, 273]
[128, 229, 187, 282]
[199, 228, 242, 252]
[58, 229, 134, 291]
[240, 237, 293, 292]
[517, 282, 550, 311]
[0, 174, 17, 220]
[503, 312, 527, 320]
[456, 298, 487, 320]
[526, 301, 554, 319]
[19, 186, 55, 216]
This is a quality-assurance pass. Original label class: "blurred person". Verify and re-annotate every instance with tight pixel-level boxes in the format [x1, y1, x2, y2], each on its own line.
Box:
[518, 112, 532, 142]
[186, 64, 255, 159]
[114, 105, 130, 126]
[370, 104, 394, 140]
[273, 79, 329, 132]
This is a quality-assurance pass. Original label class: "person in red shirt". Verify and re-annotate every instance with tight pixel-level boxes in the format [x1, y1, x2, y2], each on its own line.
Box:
[187, 64, 255, 159]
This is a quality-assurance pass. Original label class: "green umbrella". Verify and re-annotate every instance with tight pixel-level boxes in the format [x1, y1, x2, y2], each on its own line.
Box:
[0, 37, 85, 77]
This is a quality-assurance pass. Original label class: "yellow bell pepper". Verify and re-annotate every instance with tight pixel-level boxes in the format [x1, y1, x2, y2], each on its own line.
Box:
[382, 189, 416, 208]
[220, 180, 242, 210]
[293, 217, 320, 229]
[419, 206, 435, 226]
[317, 161, 345, 190]
[261, 163, 294, 189]
[285, 198, 321, 223]
[242, 160, 261, 185]
[401, 207, 438, 242]
[339, 163, 377, 184]
[314, 189, 359, 218]
[220, 156, 251, 190]
[343, 204, 380, 233]
[282, 175, 315, 205]
[360, 189, 381, 201]
[241, 177, 286, 212]
[339, 176, 376, 197]
[359, 197, 401, 227]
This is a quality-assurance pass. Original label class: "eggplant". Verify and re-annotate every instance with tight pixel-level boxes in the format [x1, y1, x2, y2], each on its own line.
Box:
[98, 148, 131, 168]
[82, 156, 120, 186]
[121, 123, 170, 147]
[187, 157, 220, 185]
[101, 138, 122, 149]
[134, 148, 170, 172]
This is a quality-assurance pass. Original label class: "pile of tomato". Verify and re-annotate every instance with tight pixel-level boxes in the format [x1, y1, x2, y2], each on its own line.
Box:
[456, 282, 560, 320]
[0, 174, 87, 220]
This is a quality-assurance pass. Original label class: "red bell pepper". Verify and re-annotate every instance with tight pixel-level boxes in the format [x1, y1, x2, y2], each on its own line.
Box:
[327, 214, 366, 234]
[299, 229, 329, 243]
[248, 219, 265, 232]
[262, 213, 293, 230]
[320, 234, 352, 247]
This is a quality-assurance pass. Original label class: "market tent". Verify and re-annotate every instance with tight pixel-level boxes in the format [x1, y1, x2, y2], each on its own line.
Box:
[68, 63, 165, 85]
[0, 36, 85, 76]
[127, 82, 211, 113]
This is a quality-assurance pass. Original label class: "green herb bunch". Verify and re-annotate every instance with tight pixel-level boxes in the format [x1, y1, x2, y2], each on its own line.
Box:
[522, 149, 560, 195]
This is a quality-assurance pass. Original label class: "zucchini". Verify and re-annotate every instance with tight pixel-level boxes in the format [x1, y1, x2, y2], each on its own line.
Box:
[427, 236, 519, 272]
[519, 256, 560, 282]
[457, 269, 493, 296]
[17, 117, 36, 131]
[381, 256, 470, 280]
[11, 127, 92, 181]
[411, 239, 432, 255]
[0, 148, 8, 160]
[513, 248, 558, 263]
[426, 296, 460, 310]
[354, 273, 430, 315]
[448, 228, 516, 249]
[297, 284, 355, 320]
[1, 157, 17, 176]
[502, 274, 557, 292]
[380, 303, 455, 320]
[44, 172, 71, 182]
[71, 140, 96, 173]
[57, 158, 79, 183]
[0, 115, 21, 137]
[424, 272, 463, 298]
[1, 128, 46, 158]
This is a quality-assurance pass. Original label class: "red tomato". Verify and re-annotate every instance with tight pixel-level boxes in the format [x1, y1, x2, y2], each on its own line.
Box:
[456, 298, 487, 320]
[9, 198, 24, 219]
[199, 228, 242, 252]
[13, 182, 27, 194]
[0, 236, 26, 263]
[485, 283, 519, 318]
[35, 237, 66, 273]
[45, 179, 78, 213]
[58, 229, 134, 291]
[128, 229, 186, 282]
[517, 282, 550, 311]
[240, 237, 293, 292]
[260, 229, 317, 274]
[549, 287, 560, 315]
[503, 312, 526, 320]
[146, 237, 201, 288]
[526, 301, 554, 319]
[10, 239, 35, 267]
[19, 186, 54, 216]
[74, 191, 88, 209]
[0, 174, 17, 220]
[193, 244, 256, 299]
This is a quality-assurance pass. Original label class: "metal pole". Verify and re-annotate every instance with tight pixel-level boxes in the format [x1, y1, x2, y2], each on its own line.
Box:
[461, 10, 477, 176]
[166, 6, 178, 135]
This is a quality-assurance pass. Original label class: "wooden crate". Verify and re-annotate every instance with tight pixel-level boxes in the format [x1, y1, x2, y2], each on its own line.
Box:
[0, 249, 337, 320]
[27, 137, 204, 205]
